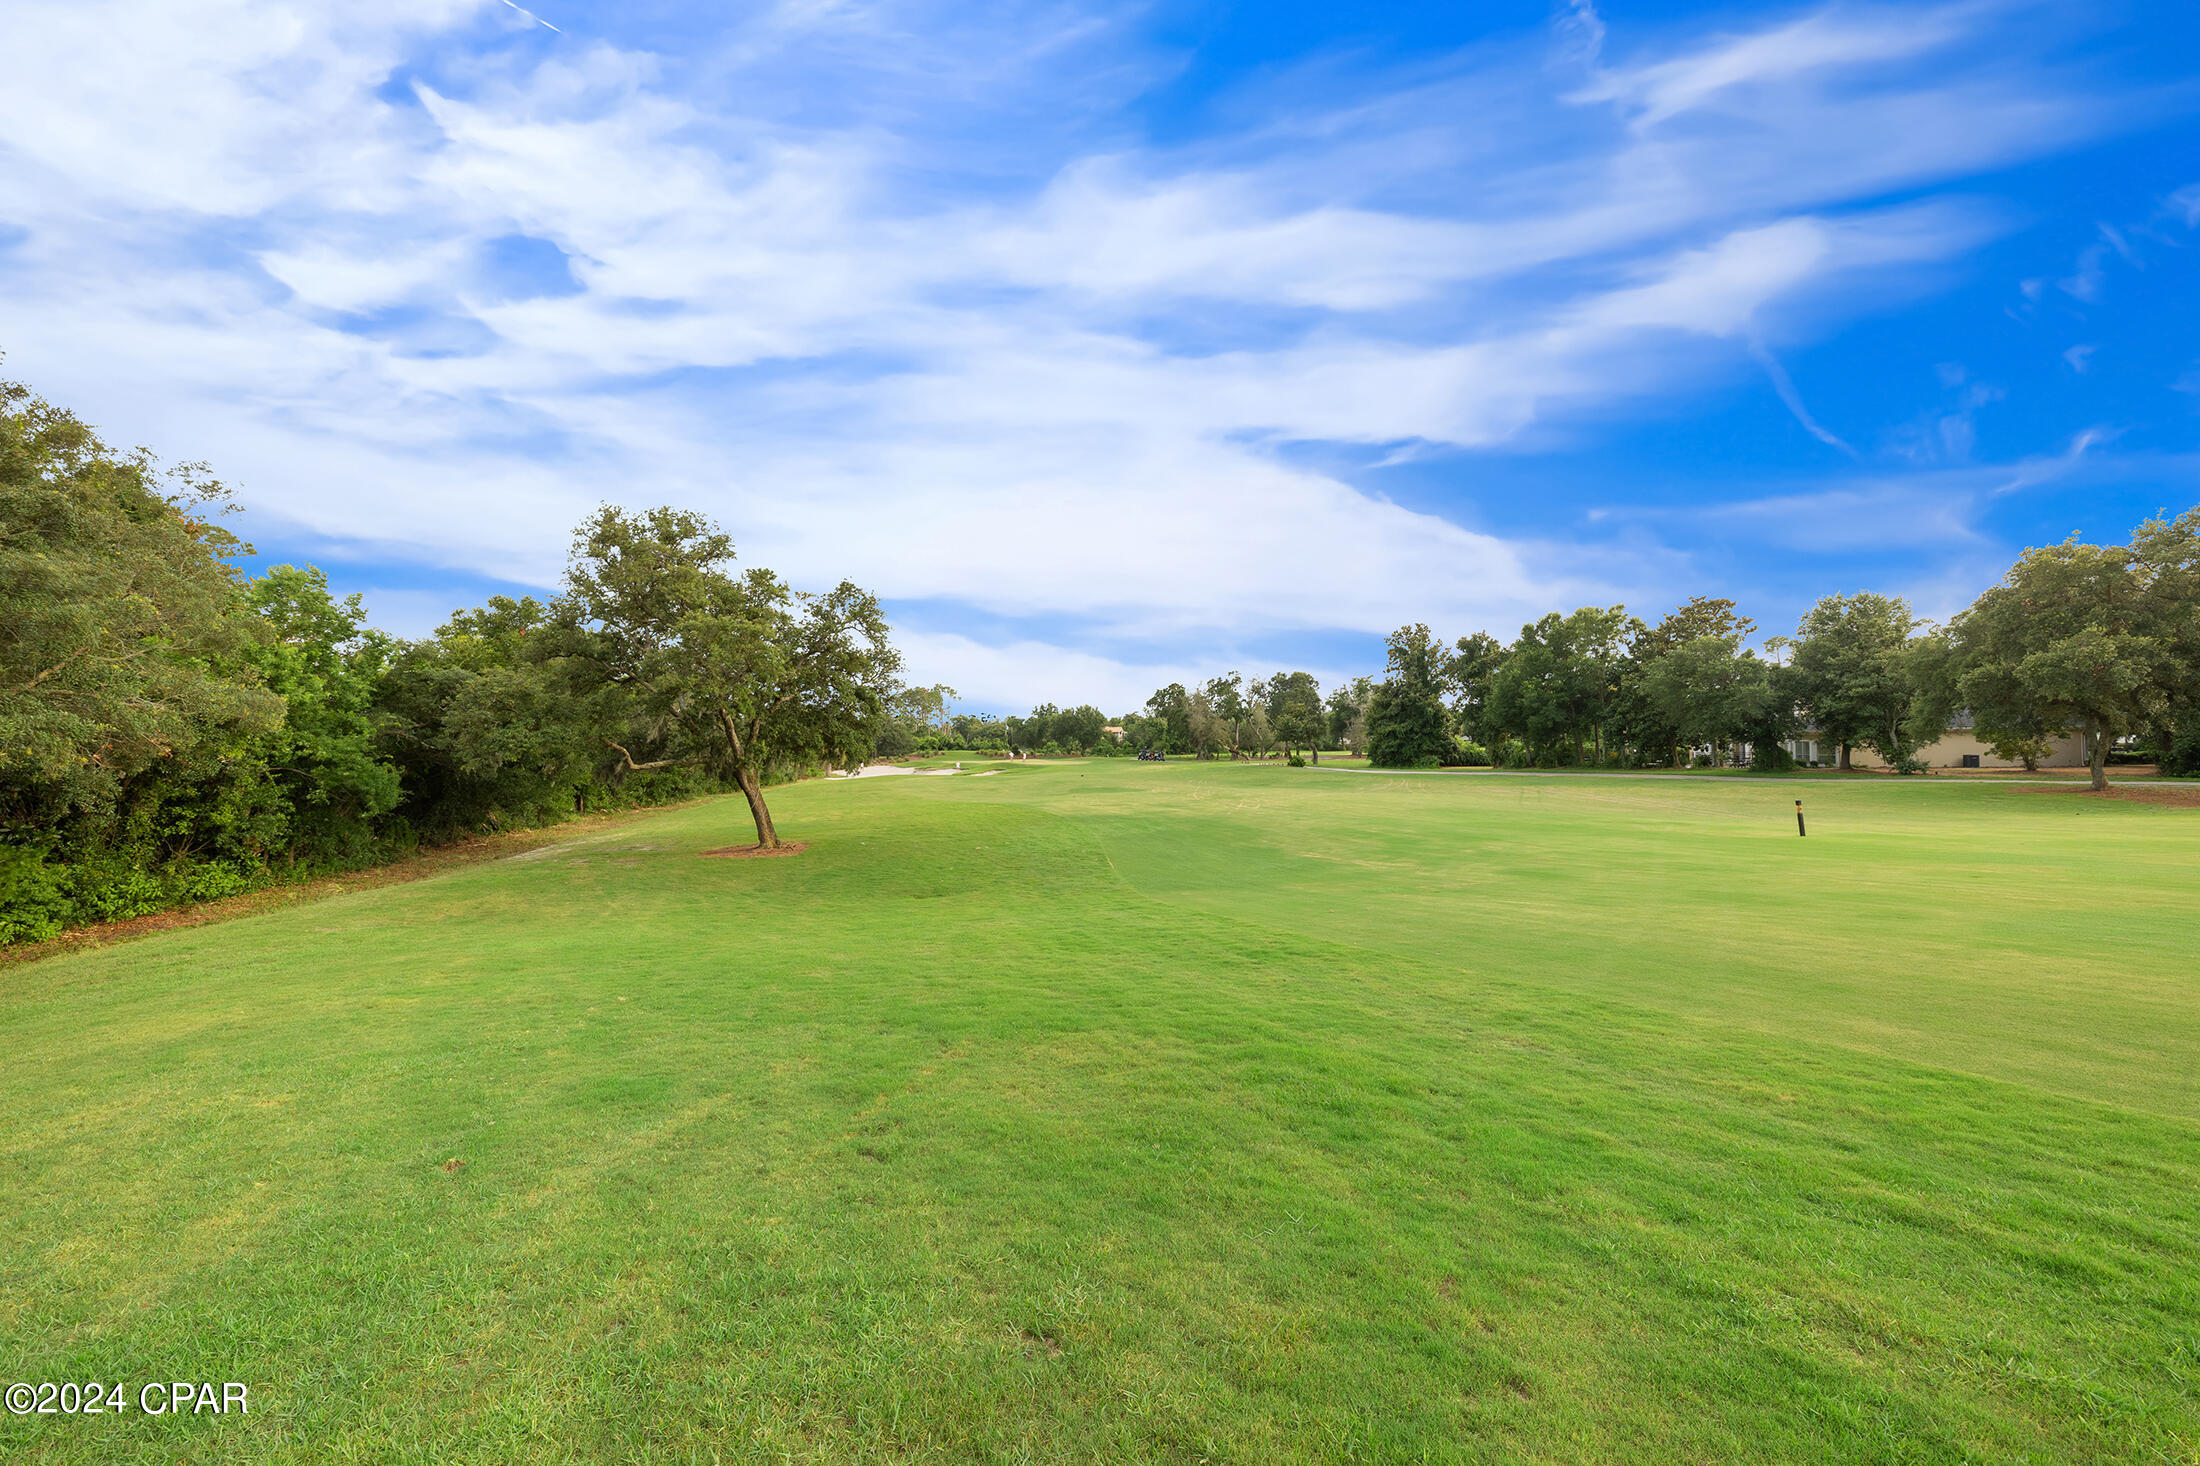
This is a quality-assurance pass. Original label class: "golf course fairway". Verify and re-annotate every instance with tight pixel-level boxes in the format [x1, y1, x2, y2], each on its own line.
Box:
[3, 761, 2195, 1462]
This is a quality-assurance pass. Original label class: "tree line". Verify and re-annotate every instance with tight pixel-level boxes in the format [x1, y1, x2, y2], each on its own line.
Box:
[2, 381, 898, 944]
[937, 520, 2199, 791]
[884, 672, 1332, 763]
[9, 368, 2197, 944]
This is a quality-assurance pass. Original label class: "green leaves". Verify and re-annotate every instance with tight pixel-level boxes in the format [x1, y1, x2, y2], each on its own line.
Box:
[1641, 634, 1778, 757]
[1790, 592, 1921, 765]
[1946, 517, 2196, 787]
[1, 381, 282, 818]
[562, 505, 900, 843]
[1263, 671, 1325, 756]
[1485, 605, 1637, 764]
[1366, 626, 1453, 768]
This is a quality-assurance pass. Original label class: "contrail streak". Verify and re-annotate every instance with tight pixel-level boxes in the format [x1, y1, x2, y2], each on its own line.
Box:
[1748, 336, 1855, 457]
[501, 0, 560, 32]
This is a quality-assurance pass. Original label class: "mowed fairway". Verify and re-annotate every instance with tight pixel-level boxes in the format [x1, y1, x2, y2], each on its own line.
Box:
[3, 763, 2196, 1463]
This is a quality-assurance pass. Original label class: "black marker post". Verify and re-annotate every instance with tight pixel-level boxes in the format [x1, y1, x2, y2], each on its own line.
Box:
[1795, 799, 1807, 837]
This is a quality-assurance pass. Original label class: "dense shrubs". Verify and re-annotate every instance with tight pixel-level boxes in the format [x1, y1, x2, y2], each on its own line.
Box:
[0, 384, 818, 945]
[2162, 718, 2200, 777]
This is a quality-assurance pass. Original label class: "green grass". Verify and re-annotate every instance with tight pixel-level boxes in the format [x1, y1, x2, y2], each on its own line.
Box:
[3, 762, 2196, 1463]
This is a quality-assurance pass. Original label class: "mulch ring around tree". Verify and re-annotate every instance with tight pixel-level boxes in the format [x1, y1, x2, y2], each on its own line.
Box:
[2027, 784, 2200, 808]
[701, 842, 811, 859]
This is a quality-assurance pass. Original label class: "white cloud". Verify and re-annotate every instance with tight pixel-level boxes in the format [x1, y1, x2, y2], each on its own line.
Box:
[0, 0, 2142, 691]
[891, 631, 1220, 714]
[1574, 4, 1973, 126]
[1658, 429, 2136, 558]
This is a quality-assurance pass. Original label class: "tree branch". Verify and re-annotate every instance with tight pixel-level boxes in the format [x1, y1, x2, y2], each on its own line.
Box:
[605, 739, 700, 773]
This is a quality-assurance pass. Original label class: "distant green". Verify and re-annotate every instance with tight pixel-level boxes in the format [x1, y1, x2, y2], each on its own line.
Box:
[3, 761, 2196, 1463]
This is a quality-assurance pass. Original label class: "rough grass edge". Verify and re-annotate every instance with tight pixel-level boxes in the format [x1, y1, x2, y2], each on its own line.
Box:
[0, 797, 727, 971]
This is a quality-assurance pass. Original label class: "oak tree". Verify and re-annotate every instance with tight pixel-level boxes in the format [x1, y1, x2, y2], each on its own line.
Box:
[564, 506, 898, 848]
[1791, 594, 1920, 770]
[1944, 513, 2198, 790]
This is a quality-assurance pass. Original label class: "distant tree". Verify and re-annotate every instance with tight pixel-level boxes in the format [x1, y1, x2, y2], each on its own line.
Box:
[1053, 704, 1107, 754]
[890, 683, 959, 739]
[1942, 512, 2199, 790]
[1442, 632, 1504, 747]
[1264, 671, 1326, 760]
[1024, 703, 1060, 751]
[1241, 703, 1275, 758]
[1640, 635, 1778, 767]
[1203, 673, 1250, 758]
[564, 505, 898, 848]
[1791, 593, 1922, 770]
[1366, 624, 1453, 768]
[1325, 675, 1373, 752]
[1635, 596, 1757, 661]
[2133, 508, 2200, 774]
[1624, 598, 1759, 767]
[1116, 711, 1162, 753]
[1186, 690, 1227, 759]
[1907, 630, 2044, 772]
[1143, 683, 1193, 754]
[1487, 606, 1635, 764]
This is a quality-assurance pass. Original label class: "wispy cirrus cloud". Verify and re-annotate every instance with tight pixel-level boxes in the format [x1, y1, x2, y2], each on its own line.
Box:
[0, 0, 2179, 704]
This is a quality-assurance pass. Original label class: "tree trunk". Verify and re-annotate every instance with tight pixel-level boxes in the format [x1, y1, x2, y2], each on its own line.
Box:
[736, 763, 780, 848]
[1838, 742, 1851, 771]
[2087, 716, 2108, 792]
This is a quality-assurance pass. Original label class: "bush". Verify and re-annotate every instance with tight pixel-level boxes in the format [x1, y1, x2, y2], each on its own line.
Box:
[1286, 753, 1306, 767]
[2164, 723, 2200, 777]
[0, 846, 72, 945]
[65, 854, 168, 925]
[1750, 742, 1795, 773]
[168, 861, 251, 905]
[1451, 741, 1491, 767]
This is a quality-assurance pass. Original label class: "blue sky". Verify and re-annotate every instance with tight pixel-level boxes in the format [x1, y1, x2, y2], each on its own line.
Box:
[3, 0, 2197, 713]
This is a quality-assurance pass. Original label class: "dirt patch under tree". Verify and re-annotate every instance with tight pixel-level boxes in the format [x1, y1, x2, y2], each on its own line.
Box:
[2026, 783, 2200, 809]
